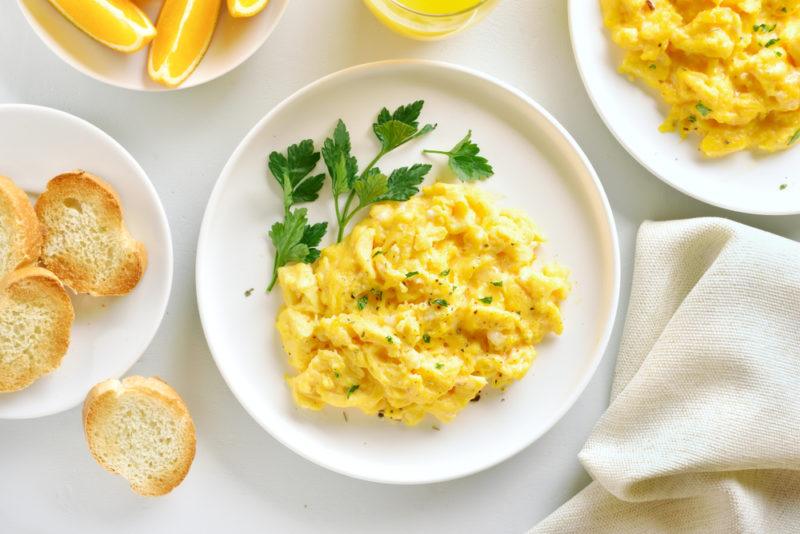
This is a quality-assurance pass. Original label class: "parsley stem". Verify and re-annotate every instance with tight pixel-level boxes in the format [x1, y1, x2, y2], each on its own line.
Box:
[337, 149, 387, 242]
[267, 254, 279, 292]
[422, 149, 450, 155]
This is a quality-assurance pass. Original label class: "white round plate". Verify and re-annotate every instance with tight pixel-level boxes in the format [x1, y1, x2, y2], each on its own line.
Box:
[197, 60, 620, 484]
[0, 104, 172, 419]
[570, 0, 800, 215]
[17, 0, 288, 91]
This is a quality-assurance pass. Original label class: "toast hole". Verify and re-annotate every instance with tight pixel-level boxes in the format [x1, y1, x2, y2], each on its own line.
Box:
[63, 198, 82, 213]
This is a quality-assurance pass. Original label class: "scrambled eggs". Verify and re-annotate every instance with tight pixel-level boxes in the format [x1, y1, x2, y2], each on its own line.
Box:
[602, 0, 800, 156]
[276, 182, 570, 426]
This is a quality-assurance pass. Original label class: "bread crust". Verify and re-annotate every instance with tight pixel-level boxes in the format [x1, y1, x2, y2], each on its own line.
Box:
[35, 170, 148, 296]
[0, 175, 43, 280]
[0, 266, 74, 392]
[83, 376, 196, 496]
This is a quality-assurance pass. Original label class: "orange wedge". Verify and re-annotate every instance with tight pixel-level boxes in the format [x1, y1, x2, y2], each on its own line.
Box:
[227, 0, 269, 17]
[148, 0, 222, 88]
[47, 0, 156, 53]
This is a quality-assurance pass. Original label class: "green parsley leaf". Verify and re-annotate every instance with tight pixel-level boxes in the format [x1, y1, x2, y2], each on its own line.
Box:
[386, 336, 394, 344]
[779, 183, 788, 191]
[405, 271, 419, 278]
[788, 129, 800, 146]
[354, 168, 389, 206]
[267, 208, 327, 291]
[334, 371, 340, 378]
[696, 102, 712, 117]
[422, 333, 431, 343]
[435, 363, 444, 369]
[479, 296, 493, 304]
[268, 140, 325, 212]
[440, 269, 450, 276]
[491, 280, 503, 287]
[322, 120, 359, 196]
[373, 101, 437, 153]
[765, 38, 780, 47]
[688, 114, 697, 123]
[424, 130, 494, 182]
[431, 298, 449, 307]
[648, 64, 657, 70]
[346, 384, 359, 398]
[357, 295, 368, 310]
[382, 164, 431, 201]
[372, 250, 384, 257]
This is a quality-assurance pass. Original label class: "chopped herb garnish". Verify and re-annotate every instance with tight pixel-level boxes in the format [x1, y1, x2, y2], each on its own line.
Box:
[422, 333, 431, 343]
[479, 296, 493, 304]
[765, 38, 780, 47]
[648, 64, 657, 70]
[405, 271, 419, 278]
[431, 298, 449, 307]
[439, 269, 450, 276]
[346, 384, 359, 398]
[386, 336, 394, 344]
[788, 129, 800, 146]
[357, 295, 368, 310]
[777, 51, 783, 57]
[491, 280, 503, 287]
[244, 288, 254, 297]
[334, 371, 340, 378]
[696, 102, 712, 117]
[423, 130, 494, 182]
[688, 114, 697, 123]
[435, 363, 444, 369]
[432, 425, 441, 431]
[371, 288, 383, 301]
[780, 183, 788, 190]
[782, 6, 788, 12]
[372, 250, 383, 257]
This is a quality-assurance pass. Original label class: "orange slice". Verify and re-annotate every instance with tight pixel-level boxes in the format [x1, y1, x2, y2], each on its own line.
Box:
[47, 0, 156, 53]
[147, 0, 222, 88]
[227, 0, 269, 17]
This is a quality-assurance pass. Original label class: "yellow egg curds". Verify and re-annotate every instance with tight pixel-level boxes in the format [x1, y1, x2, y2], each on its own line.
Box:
[276, 182, 570, 426]
[602, 0, 800, 157]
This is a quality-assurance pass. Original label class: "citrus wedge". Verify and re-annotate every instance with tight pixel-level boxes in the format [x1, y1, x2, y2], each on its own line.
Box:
[47, 0, 156, 53]
[227, 0, 269, 18]
[147, 0, 222, 88]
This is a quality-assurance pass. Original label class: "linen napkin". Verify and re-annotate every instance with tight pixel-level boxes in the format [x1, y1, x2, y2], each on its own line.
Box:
[531, 218, 800, 534]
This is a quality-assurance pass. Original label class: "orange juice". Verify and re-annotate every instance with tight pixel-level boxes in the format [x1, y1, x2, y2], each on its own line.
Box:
[363, 0, 499, 40]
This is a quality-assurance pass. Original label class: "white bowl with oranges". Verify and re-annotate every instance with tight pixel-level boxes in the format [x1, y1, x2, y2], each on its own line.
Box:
[18, 0, 288, 91]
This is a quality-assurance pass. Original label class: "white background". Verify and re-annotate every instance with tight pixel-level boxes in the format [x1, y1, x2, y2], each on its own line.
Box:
[1, 1, 798, 533]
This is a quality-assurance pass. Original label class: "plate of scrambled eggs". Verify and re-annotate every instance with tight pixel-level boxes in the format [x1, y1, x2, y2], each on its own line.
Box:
[196, 60, 620, 483]
[571, 0, 800, 214]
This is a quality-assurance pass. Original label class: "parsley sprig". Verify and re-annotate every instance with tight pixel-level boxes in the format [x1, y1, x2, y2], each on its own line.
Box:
[266, 140, 328, 291]
[323, 101, 436, 242]
[423, 130, 494, 182]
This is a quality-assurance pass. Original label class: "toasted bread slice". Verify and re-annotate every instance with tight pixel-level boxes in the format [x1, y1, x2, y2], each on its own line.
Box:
[83, 376, 196, 496]
[35, 171, 147, 296]
[0, 267, 74, 392]
[0, 175, 42, 281]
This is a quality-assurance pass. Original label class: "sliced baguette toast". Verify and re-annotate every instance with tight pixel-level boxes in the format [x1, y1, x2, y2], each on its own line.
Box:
[0, 175, 42, 281]
[35, 171, 147, 296]
[83, 376, 196, 496]
[0, 266, 74, 392]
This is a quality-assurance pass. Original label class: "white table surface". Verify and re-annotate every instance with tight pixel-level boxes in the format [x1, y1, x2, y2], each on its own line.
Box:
[1, 1, 798, 533]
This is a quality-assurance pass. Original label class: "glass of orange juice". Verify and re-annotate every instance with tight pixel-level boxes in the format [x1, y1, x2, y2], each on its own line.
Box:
[363, 0, 500, 40]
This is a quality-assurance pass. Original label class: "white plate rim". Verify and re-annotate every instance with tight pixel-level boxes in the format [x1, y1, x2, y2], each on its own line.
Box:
[568, 0, 800, 216]
[195, 59, 621, 484]
[0, 103, 174, 419]
[15, 0, 290, 92]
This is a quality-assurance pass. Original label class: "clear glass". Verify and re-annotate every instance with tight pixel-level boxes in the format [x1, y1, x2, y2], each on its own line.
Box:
[363, 0, 500, 40]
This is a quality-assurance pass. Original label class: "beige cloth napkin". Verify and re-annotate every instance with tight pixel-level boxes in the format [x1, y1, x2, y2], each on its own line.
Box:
[531, 218, 800, 534]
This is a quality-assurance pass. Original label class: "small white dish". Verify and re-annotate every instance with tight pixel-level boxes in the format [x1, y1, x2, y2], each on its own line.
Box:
[569, 0, 800, 215]
[17, 0, 289, 91]
[0, 104, 172, 419]
[196, 60, 620, 484]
